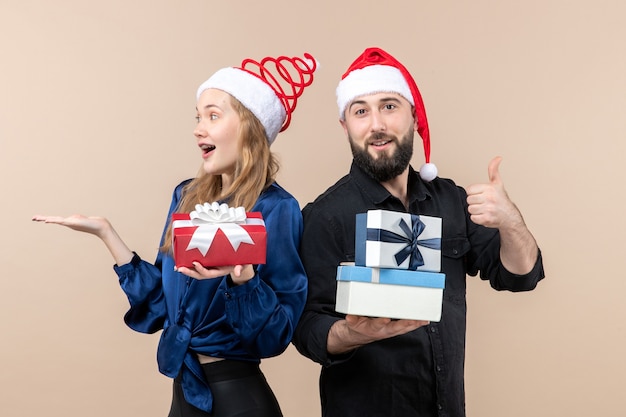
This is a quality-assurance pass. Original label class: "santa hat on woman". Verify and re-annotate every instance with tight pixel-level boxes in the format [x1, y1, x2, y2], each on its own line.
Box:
[196, 53, 317, 145]
[336, 47, 437, 181]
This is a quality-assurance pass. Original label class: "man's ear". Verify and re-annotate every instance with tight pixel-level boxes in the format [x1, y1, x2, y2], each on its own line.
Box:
[340, 118, 349, 137]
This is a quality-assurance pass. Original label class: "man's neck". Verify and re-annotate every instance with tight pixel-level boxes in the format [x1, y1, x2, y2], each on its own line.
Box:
[380, 168, 410, 209]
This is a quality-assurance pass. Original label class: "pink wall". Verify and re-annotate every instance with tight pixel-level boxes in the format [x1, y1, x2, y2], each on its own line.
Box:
[2, 1, 624, 415]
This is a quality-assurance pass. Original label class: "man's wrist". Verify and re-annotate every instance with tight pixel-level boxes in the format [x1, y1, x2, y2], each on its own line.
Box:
[327, 319, 369, 355]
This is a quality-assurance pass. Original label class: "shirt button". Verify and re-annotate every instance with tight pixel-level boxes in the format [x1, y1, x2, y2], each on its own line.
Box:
[430, 326, 437, 333]
[224, 292, 231, 299]
[438, 404, 443, 410]
[453, 248, 458, 255]
[436, 365, 442, 372]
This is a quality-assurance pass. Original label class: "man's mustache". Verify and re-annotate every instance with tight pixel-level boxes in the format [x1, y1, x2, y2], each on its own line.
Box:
[368, 132, 397, 142]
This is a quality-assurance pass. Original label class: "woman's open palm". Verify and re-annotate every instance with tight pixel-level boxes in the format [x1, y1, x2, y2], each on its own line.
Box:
[32, 214, 110, 237]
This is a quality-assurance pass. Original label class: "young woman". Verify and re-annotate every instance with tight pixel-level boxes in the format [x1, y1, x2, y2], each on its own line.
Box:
[33, 53, 317, 417]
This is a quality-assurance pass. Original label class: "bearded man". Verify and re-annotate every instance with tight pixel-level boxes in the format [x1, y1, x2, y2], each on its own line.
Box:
[292, 47, 545, 417]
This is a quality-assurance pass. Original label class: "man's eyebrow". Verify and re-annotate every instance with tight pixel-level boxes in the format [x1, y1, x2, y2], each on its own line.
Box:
[347, 95, 403, 111]
[378, 96, 403, 104]
[347, 99, 368, 111]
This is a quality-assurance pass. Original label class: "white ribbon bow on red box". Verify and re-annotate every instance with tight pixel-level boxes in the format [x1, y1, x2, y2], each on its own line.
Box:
[173, 202, 264, 256]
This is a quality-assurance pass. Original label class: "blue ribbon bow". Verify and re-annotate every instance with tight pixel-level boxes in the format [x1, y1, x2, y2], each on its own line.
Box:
[366, 215, 441, 270]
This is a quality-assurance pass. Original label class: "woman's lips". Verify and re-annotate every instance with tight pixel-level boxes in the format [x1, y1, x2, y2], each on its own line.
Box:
[199, 143, 216, 158]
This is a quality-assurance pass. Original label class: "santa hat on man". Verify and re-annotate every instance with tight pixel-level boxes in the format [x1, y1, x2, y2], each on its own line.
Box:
[336, 47, 437, 181]
[197, 53, 317, 145]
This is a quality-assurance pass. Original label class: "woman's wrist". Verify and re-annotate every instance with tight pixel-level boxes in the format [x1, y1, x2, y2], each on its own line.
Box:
[229, 265, 255, 285]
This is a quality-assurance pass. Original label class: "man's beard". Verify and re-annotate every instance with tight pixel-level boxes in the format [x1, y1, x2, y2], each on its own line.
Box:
[350, 129, 414, 183]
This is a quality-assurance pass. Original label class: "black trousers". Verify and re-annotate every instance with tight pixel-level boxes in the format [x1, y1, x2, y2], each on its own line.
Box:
[168, 360, 283, 417]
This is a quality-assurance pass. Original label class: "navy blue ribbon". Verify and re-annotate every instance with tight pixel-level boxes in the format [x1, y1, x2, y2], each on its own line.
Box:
[366, 215, 441, 270]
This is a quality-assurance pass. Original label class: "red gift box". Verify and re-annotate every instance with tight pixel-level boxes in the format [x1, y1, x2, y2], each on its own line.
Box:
[171, 211, 266, 268]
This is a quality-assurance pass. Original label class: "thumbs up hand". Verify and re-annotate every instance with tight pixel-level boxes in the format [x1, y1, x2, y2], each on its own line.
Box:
[466, 157, 524, 230]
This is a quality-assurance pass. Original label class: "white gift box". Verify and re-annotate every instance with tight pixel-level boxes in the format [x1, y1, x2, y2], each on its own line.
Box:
[355, 210, 442, 272]
[335, 264, 446, 321]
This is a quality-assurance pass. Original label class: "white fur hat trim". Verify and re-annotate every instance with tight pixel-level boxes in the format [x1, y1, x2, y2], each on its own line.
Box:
[197, 68, 286, 144]
[336, 65, 414, 120]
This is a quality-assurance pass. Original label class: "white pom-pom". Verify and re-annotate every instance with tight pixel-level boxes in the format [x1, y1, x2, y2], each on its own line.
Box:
[419, 163, 438, 182]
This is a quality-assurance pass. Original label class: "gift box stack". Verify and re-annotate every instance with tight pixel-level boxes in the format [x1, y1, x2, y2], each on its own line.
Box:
[335, 209, 446, 321]
[171, 202, 266, 268]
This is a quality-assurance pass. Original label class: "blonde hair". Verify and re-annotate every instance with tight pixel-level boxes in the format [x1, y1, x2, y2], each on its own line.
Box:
[160, 95, 280, 253]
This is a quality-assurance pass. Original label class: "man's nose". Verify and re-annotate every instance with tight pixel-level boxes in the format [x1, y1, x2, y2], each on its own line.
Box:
[370, 111, 386, 132]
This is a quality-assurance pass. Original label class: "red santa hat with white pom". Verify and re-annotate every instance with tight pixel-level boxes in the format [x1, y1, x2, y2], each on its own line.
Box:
[196, 53, 317, 145]
[336, 47, 437, 181]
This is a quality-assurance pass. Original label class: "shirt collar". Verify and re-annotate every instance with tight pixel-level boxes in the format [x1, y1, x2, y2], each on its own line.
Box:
[349, 162, 432, 206]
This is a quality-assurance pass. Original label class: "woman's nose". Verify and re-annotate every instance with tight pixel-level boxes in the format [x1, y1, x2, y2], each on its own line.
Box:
[194, 123, 206, 139]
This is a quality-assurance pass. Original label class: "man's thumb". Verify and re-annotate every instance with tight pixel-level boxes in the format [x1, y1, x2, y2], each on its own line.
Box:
[488, 156, 503, 184]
